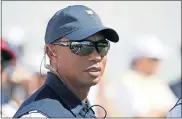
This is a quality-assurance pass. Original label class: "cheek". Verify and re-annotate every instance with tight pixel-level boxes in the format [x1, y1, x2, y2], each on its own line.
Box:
[56, 49, 75, 70]
[71, 58, 83, 69]
[59, 53, 83, 72]
[101, 56, 107, 70]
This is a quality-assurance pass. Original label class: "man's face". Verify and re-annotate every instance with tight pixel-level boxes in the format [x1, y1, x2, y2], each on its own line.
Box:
[50, 33, 108, 87]
[137, 57, 160, 75]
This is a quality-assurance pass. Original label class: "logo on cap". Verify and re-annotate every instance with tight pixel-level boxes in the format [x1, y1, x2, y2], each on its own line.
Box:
[85, 10, 94, 15]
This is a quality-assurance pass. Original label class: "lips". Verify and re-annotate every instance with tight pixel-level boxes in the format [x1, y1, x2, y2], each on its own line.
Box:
[85, 66, 101, 72]
[85, 66, 101, 77]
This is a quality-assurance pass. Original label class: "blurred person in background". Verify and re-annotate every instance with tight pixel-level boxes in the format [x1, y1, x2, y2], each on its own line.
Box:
[1, 38, 17, 104]
[87, 79, 99, 115]
[1, 38, 31, 117]
[87, 70, 113, 117]
[112, 35, 177, 117]
[94, 72, 119, 117]
[2, 82, 28, 117]
[14, 5, 119, 118]
[2, 63, 46, 117]
[27, 69, 47, 96]
[167, 46, 182, 117]
[25, 54, 47, 96]
[169, 46, 181, 99]
[1, 38, 17, 116]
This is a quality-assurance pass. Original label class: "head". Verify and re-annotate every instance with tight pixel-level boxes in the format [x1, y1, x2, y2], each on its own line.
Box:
[47, 32, 109, 87]
[132, 57, 160, 75]
[131, 34, 166, 76]
[44, 5, 119, 87]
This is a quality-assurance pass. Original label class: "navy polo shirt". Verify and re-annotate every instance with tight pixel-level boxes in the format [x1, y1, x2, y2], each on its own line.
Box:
[13, 72, 96, 118]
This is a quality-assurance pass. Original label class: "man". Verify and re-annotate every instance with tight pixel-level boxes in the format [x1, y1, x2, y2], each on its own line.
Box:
[13, 5, 119, 118]
[112, 35, 176, 117]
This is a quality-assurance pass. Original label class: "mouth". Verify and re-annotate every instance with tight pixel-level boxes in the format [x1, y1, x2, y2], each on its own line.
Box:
[85, 66, 101, 77]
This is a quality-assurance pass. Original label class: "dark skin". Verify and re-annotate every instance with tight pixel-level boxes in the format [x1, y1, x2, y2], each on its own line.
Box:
[46, 33, 107, 102]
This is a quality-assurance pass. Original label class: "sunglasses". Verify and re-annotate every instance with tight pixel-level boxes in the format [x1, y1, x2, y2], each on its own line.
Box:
[52, 40, 110, 57]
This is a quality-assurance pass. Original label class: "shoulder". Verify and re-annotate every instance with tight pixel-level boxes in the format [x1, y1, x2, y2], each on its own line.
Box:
[15, 85, 69, 117]
[20, 110, 47, 117]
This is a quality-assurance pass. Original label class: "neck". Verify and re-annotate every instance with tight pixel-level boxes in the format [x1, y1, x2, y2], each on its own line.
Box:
[67, 82, 90, 102]
[54, 71, 90, 102]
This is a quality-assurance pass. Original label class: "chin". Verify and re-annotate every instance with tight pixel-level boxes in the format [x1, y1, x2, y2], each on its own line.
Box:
[81, 72, 102, 86]
[84, 76, 101, 87]
[91, 79, 100, 85]
[90, 76, 101, 85]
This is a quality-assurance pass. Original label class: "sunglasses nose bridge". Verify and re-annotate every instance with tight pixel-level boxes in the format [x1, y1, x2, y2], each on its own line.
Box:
[93, 42, 100, 54]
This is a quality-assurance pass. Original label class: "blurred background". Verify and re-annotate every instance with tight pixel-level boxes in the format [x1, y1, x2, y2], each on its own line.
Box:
[1, 1, 181, 117]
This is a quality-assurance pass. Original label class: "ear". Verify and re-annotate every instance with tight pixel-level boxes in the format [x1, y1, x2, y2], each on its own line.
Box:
[46, 45, 56, 60]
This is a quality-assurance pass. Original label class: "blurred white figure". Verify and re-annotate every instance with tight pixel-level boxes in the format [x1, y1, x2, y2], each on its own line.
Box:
[87, 84, 99, 114]
[87, 70, 109, 117]
[113, 35, 177, 117]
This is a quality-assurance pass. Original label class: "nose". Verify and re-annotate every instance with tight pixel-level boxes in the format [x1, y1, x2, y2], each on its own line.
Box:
[88, 49, 102, 62]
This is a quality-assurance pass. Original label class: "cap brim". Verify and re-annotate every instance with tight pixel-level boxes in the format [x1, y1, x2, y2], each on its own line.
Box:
[64, 26, 119, 42]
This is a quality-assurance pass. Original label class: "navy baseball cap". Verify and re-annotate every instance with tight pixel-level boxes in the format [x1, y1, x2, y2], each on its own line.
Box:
[45, 5, 119, 44]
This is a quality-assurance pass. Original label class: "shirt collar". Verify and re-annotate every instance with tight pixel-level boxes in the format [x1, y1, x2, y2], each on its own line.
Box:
[45, 72, 95, 116]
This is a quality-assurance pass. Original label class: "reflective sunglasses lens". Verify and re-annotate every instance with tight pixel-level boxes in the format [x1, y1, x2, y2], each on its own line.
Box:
[70, 41, 109, 56]
[70, 41, 95, 56]
[98, 42, 110, 57]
